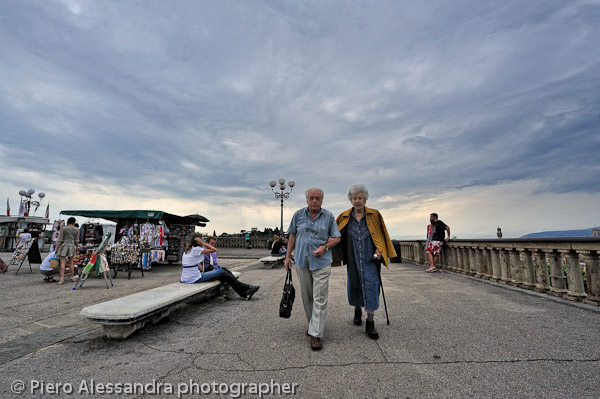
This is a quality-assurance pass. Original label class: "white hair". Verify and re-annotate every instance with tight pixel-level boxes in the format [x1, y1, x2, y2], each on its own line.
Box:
[305, 187, 324, 200]
[347, 184, 369, 201]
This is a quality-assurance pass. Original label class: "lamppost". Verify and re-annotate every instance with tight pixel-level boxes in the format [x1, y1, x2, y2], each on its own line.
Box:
[18, 188, 45, 216]
[269, 179, 295, 237]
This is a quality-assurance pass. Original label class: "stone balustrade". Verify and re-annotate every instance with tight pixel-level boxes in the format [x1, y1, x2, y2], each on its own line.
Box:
[214, 237, 270, 249]
[395, 238, 600, 306]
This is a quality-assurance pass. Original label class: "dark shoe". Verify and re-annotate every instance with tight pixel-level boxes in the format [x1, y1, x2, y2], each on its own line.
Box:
[353, 307, 362, 326]
[366, 320, 379, 340]
[310, 336, 323, 350]
[245, 285, 260, 300]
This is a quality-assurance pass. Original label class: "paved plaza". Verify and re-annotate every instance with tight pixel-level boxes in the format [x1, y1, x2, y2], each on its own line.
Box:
[1, 249, 599, 398]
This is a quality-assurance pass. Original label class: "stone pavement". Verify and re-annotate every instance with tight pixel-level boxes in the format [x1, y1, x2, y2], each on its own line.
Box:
[0, 250, 599, 398]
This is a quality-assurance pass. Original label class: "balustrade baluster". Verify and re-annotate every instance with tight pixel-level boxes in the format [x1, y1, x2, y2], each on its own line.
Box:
[456, 246, 464, 273]
[533, 250, 550, 293]
[520, 249, 536, 290]
[482, 248, 492, 280]
[490, 248, 502, 281]
[473, 248, 483, 278]
[451, 246, 459, 272]
[463, 247, 471, 275]
[582, 251, 599, 306]
[548, 250, 567, 296]
[509, 249, 523, 286]
[499, 248, 511, 283]
[563, 250, 587, 301]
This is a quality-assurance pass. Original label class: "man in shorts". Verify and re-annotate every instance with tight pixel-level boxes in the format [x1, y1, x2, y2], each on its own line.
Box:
[425, 213, 451, 273]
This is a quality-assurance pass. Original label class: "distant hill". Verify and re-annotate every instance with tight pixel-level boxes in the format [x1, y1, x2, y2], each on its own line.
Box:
[521, 228, 596, 238]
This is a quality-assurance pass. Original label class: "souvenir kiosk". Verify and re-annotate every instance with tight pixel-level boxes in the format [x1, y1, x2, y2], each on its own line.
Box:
[59, 210, 209, 276]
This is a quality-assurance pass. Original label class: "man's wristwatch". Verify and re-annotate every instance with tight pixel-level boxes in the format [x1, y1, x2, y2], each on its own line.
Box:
[324, 245, 329, 252]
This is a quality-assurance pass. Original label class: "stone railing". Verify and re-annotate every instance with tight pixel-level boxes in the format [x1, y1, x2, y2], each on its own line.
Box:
[395, 238, 600, 306]
[214, 237, 270, 249]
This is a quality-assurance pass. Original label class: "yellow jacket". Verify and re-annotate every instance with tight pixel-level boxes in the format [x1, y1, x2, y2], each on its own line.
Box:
[333, 206, 397, 268]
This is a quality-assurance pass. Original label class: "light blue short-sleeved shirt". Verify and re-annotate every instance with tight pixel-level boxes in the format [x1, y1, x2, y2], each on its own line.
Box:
[288, 207, 341, 270]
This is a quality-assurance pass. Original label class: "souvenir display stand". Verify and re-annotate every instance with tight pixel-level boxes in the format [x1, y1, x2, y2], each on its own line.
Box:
[59, 210, 209, 271]
[109, 238, 145, 279]
[73, 233, 113, 290]
[5, 238, 43, 274]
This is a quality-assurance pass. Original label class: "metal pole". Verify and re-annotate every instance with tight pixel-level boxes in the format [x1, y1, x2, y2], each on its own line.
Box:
[280, 196, 284, 236]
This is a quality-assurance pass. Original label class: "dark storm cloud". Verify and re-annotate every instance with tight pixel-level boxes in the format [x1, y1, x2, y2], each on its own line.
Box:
[0, 0, 598, 210]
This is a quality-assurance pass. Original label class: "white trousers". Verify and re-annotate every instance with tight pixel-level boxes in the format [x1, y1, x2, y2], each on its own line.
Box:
[295, 263, 331, 338]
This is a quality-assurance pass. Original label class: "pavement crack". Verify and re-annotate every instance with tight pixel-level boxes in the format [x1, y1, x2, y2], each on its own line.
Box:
[140, 344, 257, 372]
[190, 351, 257, 371]
[181, 357, 600, 373]
[141, 342, 201, 356]
[375, 340, 389, 362]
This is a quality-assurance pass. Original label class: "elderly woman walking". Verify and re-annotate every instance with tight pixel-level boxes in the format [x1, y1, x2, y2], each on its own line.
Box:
[333, 184, 396, 340]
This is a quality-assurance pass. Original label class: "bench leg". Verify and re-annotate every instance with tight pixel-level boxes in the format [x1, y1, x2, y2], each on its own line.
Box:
[103, 323, 143, 340]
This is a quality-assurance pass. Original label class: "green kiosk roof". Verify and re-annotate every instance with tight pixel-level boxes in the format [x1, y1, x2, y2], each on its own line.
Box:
[60, 210, 209, 226]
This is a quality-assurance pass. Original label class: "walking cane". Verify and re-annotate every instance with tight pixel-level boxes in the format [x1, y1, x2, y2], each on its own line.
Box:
[376, 259, 391, 325]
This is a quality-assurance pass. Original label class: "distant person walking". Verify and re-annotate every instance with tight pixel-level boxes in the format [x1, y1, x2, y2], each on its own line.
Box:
[425, 213, 450, 273]
[333, 184, 396, 340]
[284, 187, 341, 351]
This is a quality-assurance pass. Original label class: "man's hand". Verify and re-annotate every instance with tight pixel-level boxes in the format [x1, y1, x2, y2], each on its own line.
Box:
[284, 257, 292, 271]
[313, 245, 326, 258]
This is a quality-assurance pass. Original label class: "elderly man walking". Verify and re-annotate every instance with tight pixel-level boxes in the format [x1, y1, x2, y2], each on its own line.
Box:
[284, 187, 341, 350]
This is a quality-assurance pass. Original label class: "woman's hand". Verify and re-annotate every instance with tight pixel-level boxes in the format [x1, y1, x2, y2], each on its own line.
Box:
[375, 249, 382, 260]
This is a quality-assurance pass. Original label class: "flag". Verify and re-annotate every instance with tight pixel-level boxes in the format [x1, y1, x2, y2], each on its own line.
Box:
[18, 199, 25, 217]
[6, 198, 9, 216]
[44, 203, 50, 219]
[34, 202, 40, 214]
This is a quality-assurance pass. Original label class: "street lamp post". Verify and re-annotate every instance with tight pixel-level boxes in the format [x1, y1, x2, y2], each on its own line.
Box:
[18, 188, 45, 216]
[269, 179, 295, 237]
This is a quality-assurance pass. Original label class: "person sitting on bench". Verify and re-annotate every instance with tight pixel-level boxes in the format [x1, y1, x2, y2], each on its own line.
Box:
[271, 235, 284, 255]
[202, 236, 223, 272]
[180, 233, 259, 300]
[40, 251, 59, 282]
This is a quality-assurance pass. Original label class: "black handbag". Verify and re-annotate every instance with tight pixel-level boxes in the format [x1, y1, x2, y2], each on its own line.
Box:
[279, 269, 295, 318]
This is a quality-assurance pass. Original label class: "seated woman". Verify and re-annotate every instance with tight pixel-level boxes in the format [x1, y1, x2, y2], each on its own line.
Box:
[271, 235, 283, 255]
[180, 233, 259, 300]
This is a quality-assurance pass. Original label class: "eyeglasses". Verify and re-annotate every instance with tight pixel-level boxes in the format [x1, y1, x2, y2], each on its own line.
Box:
[305, 227, 318, 234]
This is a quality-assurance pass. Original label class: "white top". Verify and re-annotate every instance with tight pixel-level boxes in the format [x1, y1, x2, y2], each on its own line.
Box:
[180, 246, 205, 283]
[19, 233, 32, 241]
[40, 251, 56, 271]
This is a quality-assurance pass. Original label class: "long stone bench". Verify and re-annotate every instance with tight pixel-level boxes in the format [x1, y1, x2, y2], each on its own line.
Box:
[259, 255, 285, 268]
[80, 272, 240, 339]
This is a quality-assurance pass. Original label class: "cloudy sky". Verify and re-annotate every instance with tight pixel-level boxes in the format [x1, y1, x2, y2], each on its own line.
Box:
[1, 0, 599, 239]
